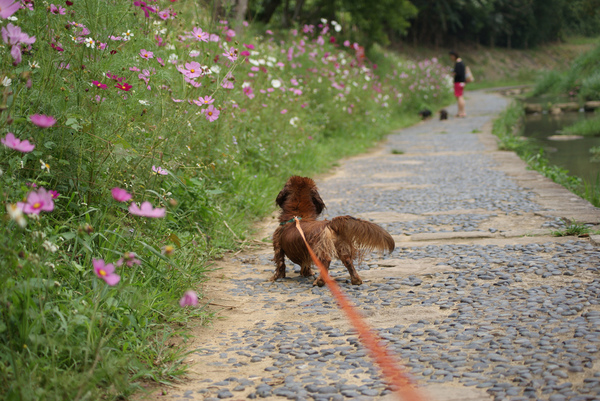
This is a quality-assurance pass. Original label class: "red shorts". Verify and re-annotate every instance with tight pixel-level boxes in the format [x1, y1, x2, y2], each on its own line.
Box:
[454, 82, 465, 97]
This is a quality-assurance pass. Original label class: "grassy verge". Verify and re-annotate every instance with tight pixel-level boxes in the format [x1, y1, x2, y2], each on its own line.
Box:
[492, 102, 600, 207]
[0, 2, 451, 399]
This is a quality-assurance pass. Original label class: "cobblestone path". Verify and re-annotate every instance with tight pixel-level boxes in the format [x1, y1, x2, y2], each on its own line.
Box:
[145, 91, 600, 401]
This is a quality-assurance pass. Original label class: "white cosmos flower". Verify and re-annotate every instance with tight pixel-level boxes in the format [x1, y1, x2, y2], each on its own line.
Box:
[210, 65, 221, 74]
[320, 18, 327, 24]
[289, 117, 299, 127]
[248, 58, 259, 66]
[1, 76, 11, 87]
[7, 204, 26, 228]
[334, 24, 342, 32]
[271, 79, 281, 88]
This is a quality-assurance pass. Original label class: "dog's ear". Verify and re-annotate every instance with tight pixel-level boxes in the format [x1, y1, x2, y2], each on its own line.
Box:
[276, 186, 289, 208]
[311, 188, 326, 215]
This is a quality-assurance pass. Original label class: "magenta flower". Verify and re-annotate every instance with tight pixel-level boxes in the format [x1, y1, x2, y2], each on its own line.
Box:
[152, 165, 168, 175]
[133, 1, 156, 18]
[49, 190, 60, 199]
[129, 201, 166, 218]
[198, 95, 214, 105]
[140, 49, 154, 59]
[116, 252, 141, 267]
[179, 290, 199, 307]
[29, 114, 56, 128]
[17, 187, 55, 215]
[281, 109, 288, 114]
[204, 105, 220, 122]
[111, 187, 132, 202]
[1, 132, 35, 152]
[0, 0, 20, 19]
[93, 259, 120, 286]
[191, 27, 209, 42]
[243, 43, 255, 50]
[49, 4, 66, 15]
[115, 82, 132, 91]
[240, 50, 250, 57]
[92, 80, 107, 89]
[243, 85, 254, 99]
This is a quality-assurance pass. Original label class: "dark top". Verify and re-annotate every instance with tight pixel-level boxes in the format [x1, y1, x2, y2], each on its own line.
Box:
[454, 60, 466, 83]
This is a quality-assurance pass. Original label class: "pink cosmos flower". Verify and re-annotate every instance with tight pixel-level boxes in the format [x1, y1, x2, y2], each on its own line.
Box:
[129, 201, 166, 218]
[49, 4, 66, 15]
[221, 79, 234, 89]
[179, 290, 198, 307]
[116, 252, 141, 267]
[204, 105, 220, 122]
[157, 57, 165, 66]
[240, 50, 250, 57]
[152, 165, 168, 175]
[1, 23, 36, 64]
[17, 187, 55, 215]
[29, 114, 56, 128]
[281, 109, 288, 114]
[191, 27, 209, 42]
[158, 9, 170, 20]
[0, 0, 20, 19]
[243, 43, 255, 50]
[182, 61, 202, 78]
[223, 47, 238, 62]
[140, 49, 154, 59]
[111, 187, 132, 202]
[198, 95, 214, 105]
[209, 33, 219, 42]
[93, 259, 120, 286]
[1, 132, 34, 152]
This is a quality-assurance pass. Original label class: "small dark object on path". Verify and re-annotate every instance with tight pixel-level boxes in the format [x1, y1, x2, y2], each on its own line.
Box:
[419, 109, 432, 119]
[440, 109, 448, 120]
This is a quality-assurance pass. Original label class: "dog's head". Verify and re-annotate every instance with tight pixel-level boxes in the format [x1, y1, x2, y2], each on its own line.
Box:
[276, 176, 325, 217]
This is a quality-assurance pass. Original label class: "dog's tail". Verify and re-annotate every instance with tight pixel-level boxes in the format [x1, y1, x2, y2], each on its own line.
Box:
[328, 216, 395, 256]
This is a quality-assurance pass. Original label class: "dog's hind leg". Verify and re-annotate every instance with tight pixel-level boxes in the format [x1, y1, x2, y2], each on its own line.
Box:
[340, 255, 363, 285]
[313, 258, 331, 287]
[271, 236, 286, 281]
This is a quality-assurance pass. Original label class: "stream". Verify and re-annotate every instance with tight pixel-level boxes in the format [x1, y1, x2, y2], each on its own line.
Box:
[522, 111, 600, 184]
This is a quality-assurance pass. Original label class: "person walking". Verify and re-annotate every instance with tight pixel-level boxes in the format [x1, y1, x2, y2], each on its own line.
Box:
[449, 51, 466, 118]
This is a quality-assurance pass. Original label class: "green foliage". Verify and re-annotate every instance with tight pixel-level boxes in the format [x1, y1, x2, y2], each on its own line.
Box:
[0, 1, 452, 399]
[563, 115, 600, 136]
[552, 221, 592, 236]
[391, 149, 405, 154]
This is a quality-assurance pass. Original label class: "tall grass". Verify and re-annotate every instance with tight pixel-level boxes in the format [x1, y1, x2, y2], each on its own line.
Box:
[0, 1, 452, 399]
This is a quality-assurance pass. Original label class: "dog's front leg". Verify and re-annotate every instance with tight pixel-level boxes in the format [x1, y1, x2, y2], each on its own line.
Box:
[271, 235, 286, 281]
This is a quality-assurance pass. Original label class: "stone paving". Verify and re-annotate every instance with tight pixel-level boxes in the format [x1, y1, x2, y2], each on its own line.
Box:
[144, 91, 600, 401]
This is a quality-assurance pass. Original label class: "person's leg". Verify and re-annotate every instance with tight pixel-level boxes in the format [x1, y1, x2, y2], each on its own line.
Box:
[458, 95, 466, 117]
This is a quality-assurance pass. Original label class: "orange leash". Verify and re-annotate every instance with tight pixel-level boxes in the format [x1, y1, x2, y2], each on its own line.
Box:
[294, 217, 428, 401]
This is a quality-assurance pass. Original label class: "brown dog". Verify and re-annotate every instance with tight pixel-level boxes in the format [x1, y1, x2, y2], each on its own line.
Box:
[271, 176, 395, 286]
